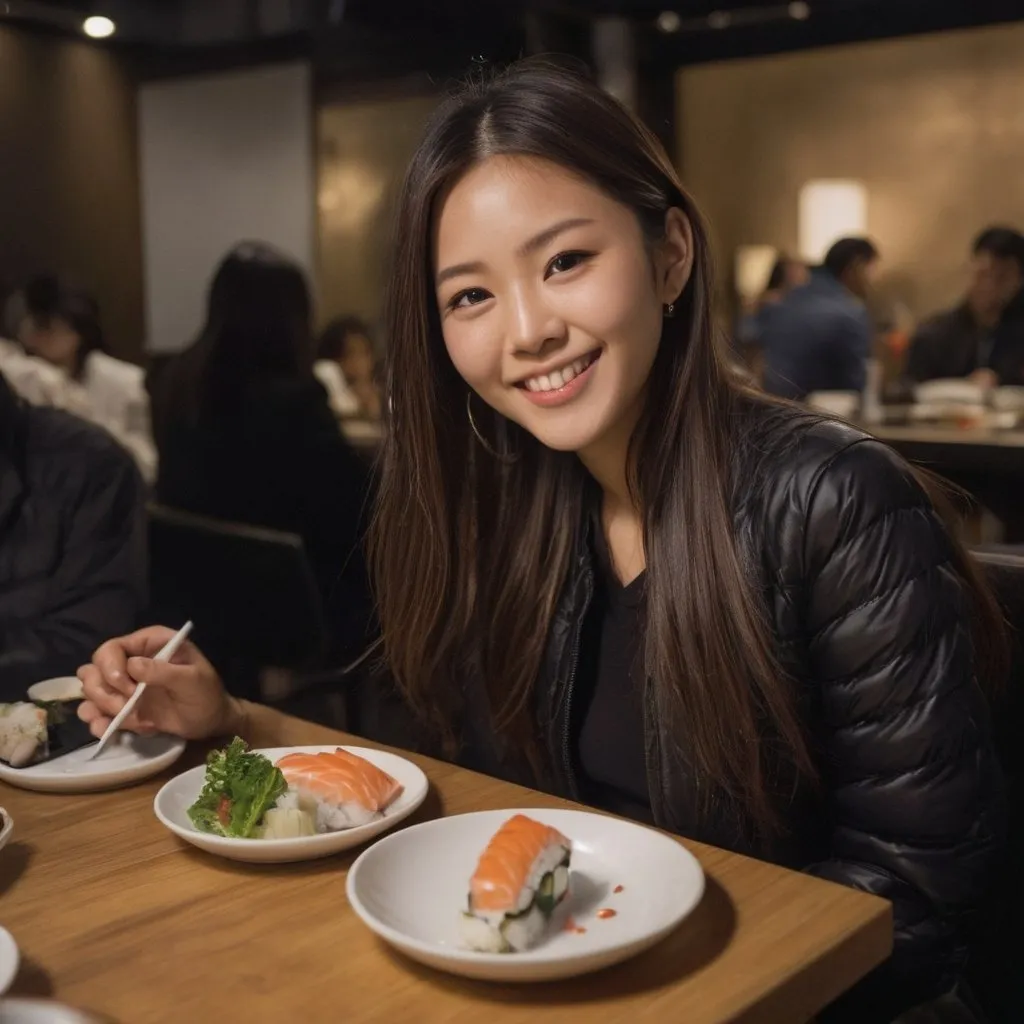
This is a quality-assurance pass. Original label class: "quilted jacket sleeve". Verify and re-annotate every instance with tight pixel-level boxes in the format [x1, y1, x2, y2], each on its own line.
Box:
[799, 438, 1005, 1022]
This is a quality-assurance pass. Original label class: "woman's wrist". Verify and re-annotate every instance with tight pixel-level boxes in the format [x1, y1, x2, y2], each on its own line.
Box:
[217, 695, 249, 739]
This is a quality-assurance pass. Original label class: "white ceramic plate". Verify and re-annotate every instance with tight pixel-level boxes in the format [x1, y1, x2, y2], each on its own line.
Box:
[0, 735, 185, 794]
[346, 808, 705, 982]
[0, 1000, 101, 1023]
[0, 926, 19, 996]
[154, 745, 429, 864]
[0, 808, 12, 853]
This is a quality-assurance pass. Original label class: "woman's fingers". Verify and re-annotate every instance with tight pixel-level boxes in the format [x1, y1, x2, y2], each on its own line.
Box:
[77, 664, 132, 717]
[125, 656, 191, 689]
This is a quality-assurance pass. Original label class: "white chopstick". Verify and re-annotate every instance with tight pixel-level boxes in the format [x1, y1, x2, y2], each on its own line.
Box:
[90, 621, 193, 760]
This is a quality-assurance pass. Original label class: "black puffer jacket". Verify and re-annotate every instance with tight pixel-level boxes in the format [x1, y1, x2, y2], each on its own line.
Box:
[0, 372, 147, 701]
[359, 400, 1004, 1021]
[526, 404, 1003, 1022]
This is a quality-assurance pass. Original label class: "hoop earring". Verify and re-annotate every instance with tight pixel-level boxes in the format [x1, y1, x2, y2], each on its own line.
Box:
[664, 302, 676, 318]
[467, 392, 520, 464]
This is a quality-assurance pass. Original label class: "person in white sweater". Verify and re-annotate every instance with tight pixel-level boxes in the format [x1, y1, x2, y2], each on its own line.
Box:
[6, 277, 156, 483]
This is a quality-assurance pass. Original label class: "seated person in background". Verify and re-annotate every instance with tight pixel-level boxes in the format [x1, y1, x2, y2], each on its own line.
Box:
[0, 369, 146, 701]
[314, 316, 383, 420]
[906, 226, 1024, 387]
[1, 335, 92, 414]
[148, 242, 372, 649]
[735, 253, 809, 346]
[760, 237, 878, 400]
[9, 276, 156, 483]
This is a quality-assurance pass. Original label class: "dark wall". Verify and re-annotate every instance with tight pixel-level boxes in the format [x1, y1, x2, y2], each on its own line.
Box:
[0, 26, 144, 362]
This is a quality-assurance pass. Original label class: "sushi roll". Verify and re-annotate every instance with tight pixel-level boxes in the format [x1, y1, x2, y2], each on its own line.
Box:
[0, 703, 48, 768]
[460, 814, 572, 953]
[275, 748, 403, 831]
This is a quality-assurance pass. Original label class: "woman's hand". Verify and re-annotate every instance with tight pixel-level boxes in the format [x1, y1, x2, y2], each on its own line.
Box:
[77, 626, 242, 741]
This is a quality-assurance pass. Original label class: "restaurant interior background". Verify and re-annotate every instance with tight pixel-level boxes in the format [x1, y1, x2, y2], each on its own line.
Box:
[2, 4, 1024, 1020]
[3, 0, 1024, 360]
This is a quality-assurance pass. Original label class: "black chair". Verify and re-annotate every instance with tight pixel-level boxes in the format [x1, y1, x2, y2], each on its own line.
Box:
[963, 550, 1024, 1023]
[147, 504, 329, 702]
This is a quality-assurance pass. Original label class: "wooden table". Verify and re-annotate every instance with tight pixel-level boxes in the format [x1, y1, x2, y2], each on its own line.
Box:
[0, 708, 892, 1023]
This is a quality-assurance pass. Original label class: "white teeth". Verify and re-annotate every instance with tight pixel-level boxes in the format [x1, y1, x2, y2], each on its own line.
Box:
[522, 353, 595, 393]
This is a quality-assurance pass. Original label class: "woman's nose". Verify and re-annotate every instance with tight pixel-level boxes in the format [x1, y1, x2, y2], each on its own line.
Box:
[508, 287, 566, 356]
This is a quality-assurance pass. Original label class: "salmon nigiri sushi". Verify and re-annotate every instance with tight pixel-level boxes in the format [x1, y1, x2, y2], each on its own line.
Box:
[275, 749, 403, 831]
[460, 814, 572, 953]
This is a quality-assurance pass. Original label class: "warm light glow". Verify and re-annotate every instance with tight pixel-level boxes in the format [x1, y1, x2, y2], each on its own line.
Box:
[656, 11, 681, 33]
[735, 245, 779, 301]
[83, 16, 116, 39]
[789, 2, 811, 21]
[798, 180, 868, 264]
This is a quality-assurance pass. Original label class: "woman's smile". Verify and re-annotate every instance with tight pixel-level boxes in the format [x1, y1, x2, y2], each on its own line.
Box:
[515, 349, 602, 407]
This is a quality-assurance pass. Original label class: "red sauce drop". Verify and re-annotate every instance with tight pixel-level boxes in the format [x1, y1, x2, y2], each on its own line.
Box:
[596, 908, 618, 920]
[562, 916, 587, 935]
[613, 885, 625, 894]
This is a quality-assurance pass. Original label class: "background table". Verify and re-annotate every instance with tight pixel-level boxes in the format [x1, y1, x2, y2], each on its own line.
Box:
[869, 422, 1024, 541]
[0, 708, 892, 1023]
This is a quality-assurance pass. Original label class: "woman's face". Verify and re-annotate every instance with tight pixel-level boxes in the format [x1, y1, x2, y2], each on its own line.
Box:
[340, 333, 375, 381]
[434, 155, 690, 454]
[19, 314, 80, 372]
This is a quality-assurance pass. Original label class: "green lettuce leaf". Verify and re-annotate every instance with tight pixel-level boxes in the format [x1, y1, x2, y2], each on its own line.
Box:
[187, 737, 286, 838]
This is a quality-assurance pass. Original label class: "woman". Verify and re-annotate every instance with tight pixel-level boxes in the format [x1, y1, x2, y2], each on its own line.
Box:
[314, 315, 383, 420]
[148, 242, 371, 637]
[78, 63, 1004, 1021]
[12, 275, 156, 482]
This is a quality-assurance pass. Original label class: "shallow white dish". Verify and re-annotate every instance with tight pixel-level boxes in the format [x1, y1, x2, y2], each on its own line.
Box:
[347, 808, 705, 983]
[0, 999, 101, 1023]
[0, 735, 185, 794]
[154, 745, 429, 864]
[0, 925, 19, 996]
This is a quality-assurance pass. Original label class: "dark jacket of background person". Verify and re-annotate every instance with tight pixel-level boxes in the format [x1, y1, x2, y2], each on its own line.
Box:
[148, 244, 372, 660]
[0, 371, 146, 700]
[760, 268, 872, 399]
[905, 291, 1024, 385]
[368, 404, 1002, 1024]
[907, 226, 1024, 386]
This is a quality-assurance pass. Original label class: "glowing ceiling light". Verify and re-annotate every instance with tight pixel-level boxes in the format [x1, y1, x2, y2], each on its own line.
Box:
[789, 2, 811, 21]
[656, 11, 682, 34]
[83, 16, 116, 39]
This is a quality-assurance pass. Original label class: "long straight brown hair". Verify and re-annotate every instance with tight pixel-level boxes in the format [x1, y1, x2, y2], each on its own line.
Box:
[369, 58, 1006, 834]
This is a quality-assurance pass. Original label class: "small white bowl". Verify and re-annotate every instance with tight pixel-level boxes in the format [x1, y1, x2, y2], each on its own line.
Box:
[0, 925, 19, 996]
[347, 808, 706, 983]
[154, 745, 429, 864]
[26, 677, 84, 703]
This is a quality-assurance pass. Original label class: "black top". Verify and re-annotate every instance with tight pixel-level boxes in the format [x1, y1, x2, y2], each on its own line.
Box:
[150, 369, 374, 666]
[575, 517, 652, 824]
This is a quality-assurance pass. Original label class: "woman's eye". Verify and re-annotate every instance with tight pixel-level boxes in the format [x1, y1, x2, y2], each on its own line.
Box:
[546, 251, 593, 277]
[448, 288, 491, 310]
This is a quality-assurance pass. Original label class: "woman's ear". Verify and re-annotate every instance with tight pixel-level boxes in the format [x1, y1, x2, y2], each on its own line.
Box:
[657, 208, 695, 307]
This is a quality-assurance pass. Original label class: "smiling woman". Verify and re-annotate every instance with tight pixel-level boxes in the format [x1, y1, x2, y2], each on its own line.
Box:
[77, 57, 1007, 1023]
[366, 58, 1007, 1022]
